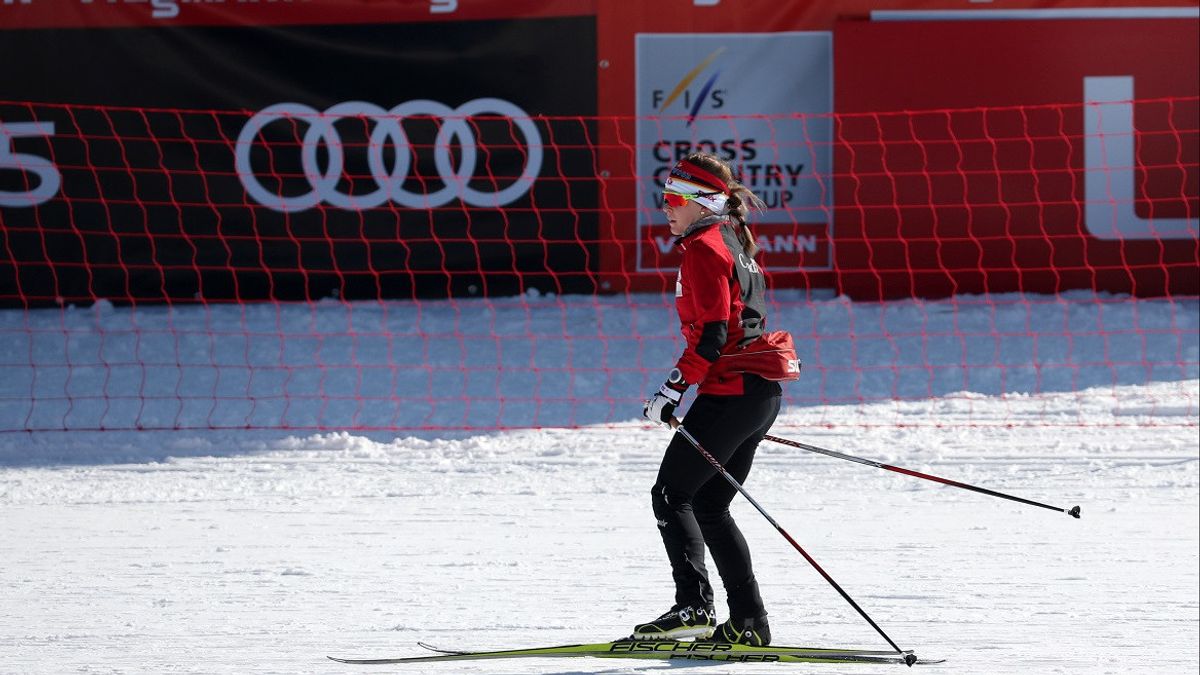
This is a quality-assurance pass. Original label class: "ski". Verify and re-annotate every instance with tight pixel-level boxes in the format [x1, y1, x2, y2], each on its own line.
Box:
[328, 639, 943, 665]
[412, 640, 910, 658]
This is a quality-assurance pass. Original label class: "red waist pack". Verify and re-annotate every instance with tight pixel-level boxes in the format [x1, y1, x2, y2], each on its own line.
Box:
[716, 330, 802, 382]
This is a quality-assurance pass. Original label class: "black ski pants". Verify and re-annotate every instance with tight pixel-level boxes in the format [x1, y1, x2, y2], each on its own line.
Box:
[650, 374, 782, 621]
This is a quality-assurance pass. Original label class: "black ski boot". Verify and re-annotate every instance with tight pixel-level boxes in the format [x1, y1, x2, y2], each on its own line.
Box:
[702, 615, 771, 646]
[631, 604, 716, 640]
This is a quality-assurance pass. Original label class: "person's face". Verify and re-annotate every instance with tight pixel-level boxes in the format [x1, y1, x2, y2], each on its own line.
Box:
[662, 195, 708, 236]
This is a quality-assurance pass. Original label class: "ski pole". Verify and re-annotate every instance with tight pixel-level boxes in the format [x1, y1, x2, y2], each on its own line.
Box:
[668, 418, 917, 667]
[763, 433, 1081, 519]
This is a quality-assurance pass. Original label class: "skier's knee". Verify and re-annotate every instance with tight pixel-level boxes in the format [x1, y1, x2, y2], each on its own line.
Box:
[651, 482, 692, 517]
[693, 504, 732, 531]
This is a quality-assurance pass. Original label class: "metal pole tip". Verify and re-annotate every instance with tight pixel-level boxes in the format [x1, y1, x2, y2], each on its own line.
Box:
[1068, 505, 1081, 519]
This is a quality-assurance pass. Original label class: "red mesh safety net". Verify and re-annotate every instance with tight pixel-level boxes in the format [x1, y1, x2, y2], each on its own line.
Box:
[0, 97, 1196, 432]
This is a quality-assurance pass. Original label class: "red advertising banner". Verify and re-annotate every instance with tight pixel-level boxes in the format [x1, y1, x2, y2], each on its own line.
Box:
[834, 17, 1198, 299]
[4, 0, 1196, 299]
[593, 0, 1198, 294]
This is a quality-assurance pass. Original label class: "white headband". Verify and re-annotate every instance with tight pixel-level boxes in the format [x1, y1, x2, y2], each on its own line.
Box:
[663, 175, 729, 214]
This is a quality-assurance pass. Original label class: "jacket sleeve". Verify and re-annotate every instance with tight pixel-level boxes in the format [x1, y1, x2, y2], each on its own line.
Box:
[673, 241, 732, 385]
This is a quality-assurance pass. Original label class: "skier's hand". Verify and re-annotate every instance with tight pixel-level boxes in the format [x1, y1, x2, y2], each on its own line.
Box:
[642, 369, 687, 426]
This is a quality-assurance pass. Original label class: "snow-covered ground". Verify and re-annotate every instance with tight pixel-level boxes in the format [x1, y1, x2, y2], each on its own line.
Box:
[0, 294, 1197, 674]
[2, 291, 1196, 432]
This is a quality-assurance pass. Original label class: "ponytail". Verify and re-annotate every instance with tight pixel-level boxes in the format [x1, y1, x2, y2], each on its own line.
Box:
[725, 185, 764, 258]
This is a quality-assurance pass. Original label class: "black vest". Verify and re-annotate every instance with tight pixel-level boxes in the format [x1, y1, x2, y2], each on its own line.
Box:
[718, 222, 767, 346]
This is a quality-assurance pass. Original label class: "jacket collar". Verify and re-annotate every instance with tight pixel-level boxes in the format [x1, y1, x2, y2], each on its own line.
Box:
[676, 215, 727, 244]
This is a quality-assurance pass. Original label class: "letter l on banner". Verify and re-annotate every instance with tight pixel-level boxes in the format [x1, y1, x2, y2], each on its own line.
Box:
[1084, 76, 1198, 240]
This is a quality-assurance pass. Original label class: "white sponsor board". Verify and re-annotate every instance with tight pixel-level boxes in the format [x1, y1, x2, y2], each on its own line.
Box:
[635, 32, 833, 271]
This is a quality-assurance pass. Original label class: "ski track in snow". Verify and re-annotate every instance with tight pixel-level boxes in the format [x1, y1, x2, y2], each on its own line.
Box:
[0, 293, 1196, 674]
[0, 383, 1196, 675]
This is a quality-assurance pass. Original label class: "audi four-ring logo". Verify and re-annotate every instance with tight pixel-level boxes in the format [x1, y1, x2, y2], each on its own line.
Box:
[235, 99, 543, 212]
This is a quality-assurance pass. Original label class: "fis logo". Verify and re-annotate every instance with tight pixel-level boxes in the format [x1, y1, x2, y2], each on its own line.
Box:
[651, 47, 727, 126]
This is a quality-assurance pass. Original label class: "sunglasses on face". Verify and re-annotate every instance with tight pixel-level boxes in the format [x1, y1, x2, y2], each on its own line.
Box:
[662, 190, 720, 208]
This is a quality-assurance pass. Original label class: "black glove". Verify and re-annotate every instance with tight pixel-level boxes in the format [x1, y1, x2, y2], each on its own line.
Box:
[642, 369, 688, 426]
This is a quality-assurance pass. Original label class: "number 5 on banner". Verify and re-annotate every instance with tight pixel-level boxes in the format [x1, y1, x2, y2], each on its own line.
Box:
[0, 121, 60, 208]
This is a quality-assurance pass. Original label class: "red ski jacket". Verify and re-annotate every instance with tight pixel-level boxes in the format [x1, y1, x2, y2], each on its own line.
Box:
[672, 218, 770, 396]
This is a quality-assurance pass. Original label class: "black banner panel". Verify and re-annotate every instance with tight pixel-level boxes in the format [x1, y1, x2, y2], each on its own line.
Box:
[0, 17, 598, 305]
